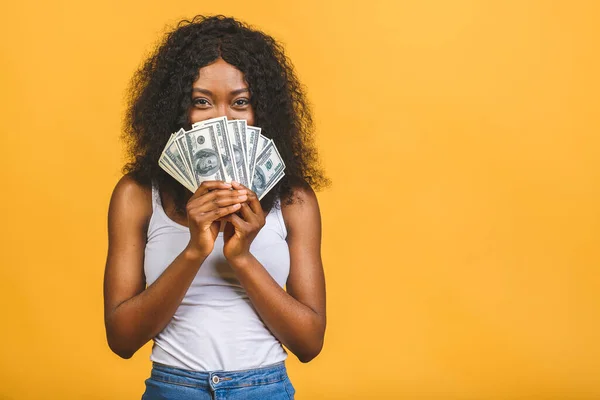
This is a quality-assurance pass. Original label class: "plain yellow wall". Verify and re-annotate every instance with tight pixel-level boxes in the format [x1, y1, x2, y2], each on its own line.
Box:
[1, 0, 599, 399]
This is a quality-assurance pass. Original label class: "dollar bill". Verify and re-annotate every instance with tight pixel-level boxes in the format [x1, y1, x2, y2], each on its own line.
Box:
[196, 117, 237, 183]
[172, 128, 195, 183]
[160, 131, 196, 189]
[256, 133, 270, 156]
[159, 136, 196, 192]
[245, 125, 261, 187]
[159, 133, 190, 189]
[238, 120, 248, 164]
[182, 124, 227, 184]
[251, 139, 286, 199]
[252, 134, 272, 187]
[226, 120, 250, 186]
[259, 170, 285, 200]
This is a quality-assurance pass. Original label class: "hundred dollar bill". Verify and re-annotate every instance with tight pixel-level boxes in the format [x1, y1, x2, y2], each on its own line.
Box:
[195, 118, 249, 158]
[251, 134, 272, 187]
[233, 119, 249, 178]
[159, 137, 196, 192]
[256, 133, 270, 156]
[160, 131, 196, 189]
[170, 128, 194, 183]
[181, 124, 227, 185]
[251, 140, 286, 199]
[238, 120, 248, 163]
[245, 125, 261, 187]
[226, 120, 250, 186]
[259, 170, 285, 200]
[195, 117, 237, 183]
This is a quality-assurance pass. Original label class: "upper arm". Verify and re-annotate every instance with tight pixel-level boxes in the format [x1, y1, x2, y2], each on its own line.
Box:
[281, 185, 326, 328]
[103, 175, 152, 326]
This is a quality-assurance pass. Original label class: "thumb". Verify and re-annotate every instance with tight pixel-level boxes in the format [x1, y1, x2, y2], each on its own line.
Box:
[210, 220, 221, 236]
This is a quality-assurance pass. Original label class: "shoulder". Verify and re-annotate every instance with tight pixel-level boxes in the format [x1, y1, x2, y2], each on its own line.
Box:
[280, 179, 321, 236]
[108, 174, 153, 230]
[110, 174, 152, 209]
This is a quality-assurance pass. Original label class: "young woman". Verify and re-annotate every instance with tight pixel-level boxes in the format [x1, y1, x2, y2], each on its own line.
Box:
[103, 15, 329, 400]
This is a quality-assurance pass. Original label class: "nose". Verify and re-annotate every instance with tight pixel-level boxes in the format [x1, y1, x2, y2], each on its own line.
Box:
[212, 104, 226, 118]
[214, 104, 235, 120]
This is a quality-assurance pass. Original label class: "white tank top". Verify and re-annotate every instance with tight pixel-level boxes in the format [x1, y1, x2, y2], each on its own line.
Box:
[144, 184, 290, 371]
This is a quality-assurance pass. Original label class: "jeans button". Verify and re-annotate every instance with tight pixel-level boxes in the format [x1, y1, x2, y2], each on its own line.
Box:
[212, 375, 220, 384]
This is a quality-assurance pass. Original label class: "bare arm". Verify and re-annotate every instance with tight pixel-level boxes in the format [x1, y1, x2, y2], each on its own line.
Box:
[223, 183, 326, 362]
[103, 177, 245, 359]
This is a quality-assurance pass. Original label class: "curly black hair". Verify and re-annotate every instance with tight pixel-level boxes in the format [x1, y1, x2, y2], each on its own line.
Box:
[122, 15, 329, 214]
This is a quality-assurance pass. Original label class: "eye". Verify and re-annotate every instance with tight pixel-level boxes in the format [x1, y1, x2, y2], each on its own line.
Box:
[233, 98, 250, 107]
[192, 98, 211, 107]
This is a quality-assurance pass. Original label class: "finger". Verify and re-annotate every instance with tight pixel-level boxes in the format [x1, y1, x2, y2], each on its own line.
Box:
[208, 203, 243, 221]
[246, 190, 263, 215]
[193, 196, 247, 214]
[188, 203, 241, 226]
[221, 213, 247, 230]
[231, 181, 246, 191]
[231, 181, 262, 215]
[188, 189, 247, 211]
[238, 202, 257, 222]
[204, 190, 247, 209]
[209, 220, 220, 237]
[190, 180, 232, 199]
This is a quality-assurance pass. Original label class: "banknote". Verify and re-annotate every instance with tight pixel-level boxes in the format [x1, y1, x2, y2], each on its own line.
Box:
[227, 119, 250, 187]
[245, 125, 261, 187]
[182, 124, 227, 184]
[256, 134, 270, 157]
[161, 131, 196, 189]
[251, 139, 286, 200]
[172, 128, 195, 183]
[259, 169, 285, 201]
[194, 117, 237, 183]
[237, 120, 248, 167]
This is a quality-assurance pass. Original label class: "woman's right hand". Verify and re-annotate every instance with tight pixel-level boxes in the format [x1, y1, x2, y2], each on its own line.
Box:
[185, 180, 248, 259]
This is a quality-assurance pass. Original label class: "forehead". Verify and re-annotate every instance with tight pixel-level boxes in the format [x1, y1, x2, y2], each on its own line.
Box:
[194, 58, 247, 89]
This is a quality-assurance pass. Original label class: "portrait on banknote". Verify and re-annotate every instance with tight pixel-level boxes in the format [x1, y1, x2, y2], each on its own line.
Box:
[193, 148, 220, 176]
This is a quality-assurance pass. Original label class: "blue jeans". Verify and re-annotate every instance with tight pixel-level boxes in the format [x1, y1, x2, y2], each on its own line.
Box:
[141, 361, 296, 399]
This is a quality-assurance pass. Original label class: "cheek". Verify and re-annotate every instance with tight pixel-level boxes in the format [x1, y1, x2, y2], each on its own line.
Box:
[188, 109, 207, 125]
[232, 105, 255, 125]
[245, 109, 255, 126]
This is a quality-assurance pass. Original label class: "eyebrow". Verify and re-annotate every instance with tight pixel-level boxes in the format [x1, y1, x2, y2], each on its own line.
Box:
[192, 88, 250, 96]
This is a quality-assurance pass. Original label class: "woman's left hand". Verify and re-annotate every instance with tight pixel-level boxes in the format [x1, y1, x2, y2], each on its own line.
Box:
[222, 181, 266, 264]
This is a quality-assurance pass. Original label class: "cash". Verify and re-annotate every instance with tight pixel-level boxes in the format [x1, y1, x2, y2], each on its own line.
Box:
[159, 117, 286, 200]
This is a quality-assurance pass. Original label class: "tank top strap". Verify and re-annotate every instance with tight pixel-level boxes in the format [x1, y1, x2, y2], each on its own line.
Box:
[271, 198, 288, 239]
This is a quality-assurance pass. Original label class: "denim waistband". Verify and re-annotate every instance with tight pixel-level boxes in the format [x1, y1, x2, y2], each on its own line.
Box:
[150, 361, 288, 390]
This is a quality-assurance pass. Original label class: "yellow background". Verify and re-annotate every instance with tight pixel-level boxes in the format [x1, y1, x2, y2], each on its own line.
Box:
[1, 0, 599, 399]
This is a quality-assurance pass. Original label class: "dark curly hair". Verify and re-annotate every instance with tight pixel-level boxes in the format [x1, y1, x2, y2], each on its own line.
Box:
[122, 15, 329, 214]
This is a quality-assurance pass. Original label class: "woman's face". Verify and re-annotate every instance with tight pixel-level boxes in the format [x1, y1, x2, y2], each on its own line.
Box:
[189, 58, 255, 125]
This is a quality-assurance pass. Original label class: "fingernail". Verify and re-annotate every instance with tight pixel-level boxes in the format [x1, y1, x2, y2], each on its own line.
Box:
[238, 190, 247, 195]
[239, 195, 248, 200]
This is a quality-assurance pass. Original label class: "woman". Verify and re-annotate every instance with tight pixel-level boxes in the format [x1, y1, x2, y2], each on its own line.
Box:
[103, 15, 329, 400]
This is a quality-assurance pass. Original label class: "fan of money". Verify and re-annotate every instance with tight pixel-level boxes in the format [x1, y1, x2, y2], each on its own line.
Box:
[159, 116, 285, 200]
